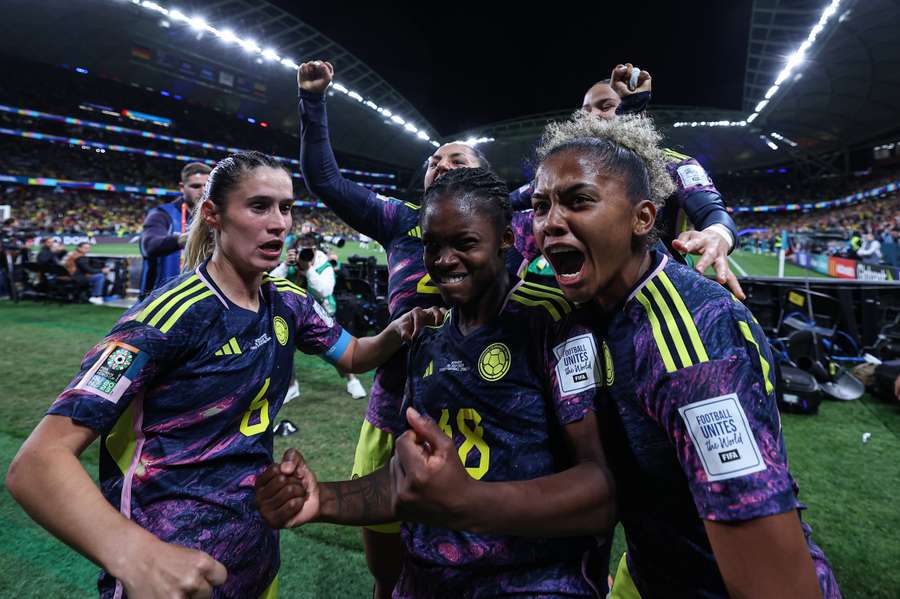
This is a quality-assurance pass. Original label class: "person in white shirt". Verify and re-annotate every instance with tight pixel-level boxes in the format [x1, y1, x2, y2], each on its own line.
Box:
[272, 234, 367, 400]
[857, 232, 882, 264]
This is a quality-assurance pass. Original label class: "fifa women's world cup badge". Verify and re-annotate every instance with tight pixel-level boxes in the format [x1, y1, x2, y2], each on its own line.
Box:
[478, 343, 511, 381]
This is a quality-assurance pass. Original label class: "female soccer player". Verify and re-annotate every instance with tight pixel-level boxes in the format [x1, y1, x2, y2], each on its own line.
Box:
[523, 112, 841, 598]
[5, 151, 440, 599]
[297, 58, 738, 595]
[256, 167, 616, 598]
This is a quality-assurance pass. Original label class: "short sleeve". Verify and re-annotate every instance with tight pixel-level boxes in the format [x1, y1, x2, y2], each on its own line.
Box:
[543, 317, 601, 426]
[648, 305, 799, 522]
[291, 292, 351, 364]
[47, 320, 172, 434]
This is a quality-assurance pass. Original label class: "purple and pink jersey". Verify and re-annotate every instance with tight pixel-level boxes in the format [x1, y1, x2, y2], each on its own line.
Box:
[397, 281, 604, 598]
[48, 261, 348, 598]
[597, 250, 840, 598]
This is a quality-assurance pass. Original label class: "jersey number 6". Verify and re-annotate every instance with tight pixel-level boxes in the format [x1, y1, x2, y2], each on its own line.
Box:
[240, 377, 271, 437]
[438, 408, 490, 480]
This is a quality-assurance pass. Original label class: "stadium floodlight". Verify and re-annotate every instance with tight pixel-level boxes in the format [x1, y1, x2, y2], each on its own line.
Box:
[431, 141, 440, 147]
[404, 123, 418, 133]
[770, 131, 798, 147]
[121, 0, 435, 146]
[754, 99, 769, 112]
[746, 112, 759, 124]
[764, 85, 779, 99]
[761, 135, 779, 151]
[417, 131, 429, 140]
[219, 29, 238, 44]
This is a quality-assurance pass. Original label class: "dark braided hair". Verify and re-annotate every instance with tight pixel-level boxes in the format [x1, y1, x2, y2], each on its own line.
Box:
[421, 167, 511, 234]
[184, 151, 292, 269]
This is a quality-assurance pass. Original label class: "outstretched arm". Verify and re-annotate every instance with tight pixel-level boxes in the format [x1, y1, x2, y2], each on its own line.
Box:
[298, 61, 405, 244]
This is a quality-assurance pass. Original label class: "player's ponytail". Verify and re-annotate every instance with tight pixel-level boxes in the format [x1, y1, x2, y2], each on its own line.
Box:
[183, 151, 290, 270]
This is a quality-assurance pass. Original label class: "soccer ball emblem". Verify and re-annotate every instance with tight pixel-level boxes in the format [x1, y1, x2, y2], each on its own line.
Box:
[478, 343, 511, 381]
[106, 348, 133, 371]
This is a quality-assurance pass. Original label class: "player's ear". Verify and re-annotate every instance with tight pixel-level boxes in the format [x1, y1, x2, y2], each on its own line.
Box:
[632, 199, 656, 238]
[201, 199, 221, 231]
[499, 225, 514, 253]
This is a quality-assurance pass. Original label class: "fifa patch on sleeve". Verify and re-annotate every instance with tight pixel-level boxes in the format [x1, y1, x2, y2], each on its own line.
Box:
[678, 393, 767, 482]
[552, 333, 601, 395]
[75, 342, 148, 404]
[676, 164, 712, 189]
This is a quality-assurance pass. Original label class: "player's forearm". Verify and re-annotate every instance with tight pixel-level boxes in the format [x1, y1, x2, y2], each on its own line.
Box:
[457, 462, 616, 537]
[6, 440, 159, 579]
[316, 467, 396, 525]
[345, 325, 402, 373]
[684, 190, 737, 251]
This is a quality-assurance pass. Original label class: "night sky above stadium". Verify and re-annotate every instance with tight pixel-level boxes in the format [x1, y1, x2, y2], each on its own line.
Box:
[272, 0, 754, 136]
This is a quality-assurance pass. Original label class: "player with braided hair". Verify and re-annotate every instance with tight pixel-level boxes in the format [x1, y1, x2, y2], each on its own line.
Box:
[256, 167, 615, 598]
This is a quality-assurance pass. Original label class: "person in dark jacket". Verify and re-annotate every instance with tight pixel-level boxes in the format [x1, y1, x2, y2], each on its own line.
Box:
[139, 162, 211, 298]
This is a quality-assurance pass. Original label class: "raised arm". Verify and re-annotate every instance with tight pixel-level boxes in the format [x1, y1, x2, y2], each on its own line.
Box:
[298, 61, 404, 245]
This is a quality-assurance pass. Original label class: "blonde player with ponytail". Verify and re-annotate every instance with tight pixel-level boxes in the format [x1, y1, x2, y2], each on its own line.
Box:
[6, 150, 441, 599]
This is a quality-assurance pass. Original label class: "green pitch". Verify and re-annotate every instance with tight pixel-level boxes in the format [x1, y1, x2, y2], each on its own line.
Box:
[2, 301, 897, 598]
[70, 241, 389, 265]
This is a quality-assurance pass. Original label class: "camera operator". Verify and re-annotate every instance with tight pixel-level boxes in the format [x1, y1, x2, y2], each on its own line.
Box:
[0, 218, 35, 300]
[271, 233, 367, 400]
[36, 237, 67, 266]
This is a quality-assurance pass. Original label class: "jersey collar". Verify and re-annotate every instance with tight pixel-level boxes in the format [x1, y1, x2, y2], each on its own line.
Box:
[624, 250, 668, 307]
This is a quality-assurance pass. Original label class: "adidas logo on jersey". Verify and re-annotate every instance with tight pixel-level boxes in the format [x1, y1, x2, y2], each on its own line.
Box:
[214, 337, 242, 356]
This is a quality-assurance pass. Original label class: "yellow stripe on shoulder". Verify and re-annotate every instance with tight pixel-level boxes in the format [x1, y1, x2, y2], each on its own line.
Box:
[516, 283, 572, 315]
[737, 320, 775, 395]
[657, 272, 709, 363]
[634, 290, 678, 373]
[159, 290, 215, 333]
[403, 201, 421, 210]
[136, 275, 199, 323]
[509, 292, 562, 321]
[269, 277, 308, 297]
[663, 147, 690, 162]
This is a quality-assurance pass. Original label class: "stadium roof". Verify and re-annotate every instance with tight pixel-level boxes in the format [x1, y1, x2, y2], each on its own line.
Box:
[0, 0, 439, 171]
[451, 0, 900, 183]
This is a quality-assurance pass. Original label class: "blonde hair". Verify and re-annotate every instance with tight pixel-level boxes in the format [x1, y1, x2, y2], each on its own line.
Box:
[536, 111, 675, 208]
[182, 151, 290, 271]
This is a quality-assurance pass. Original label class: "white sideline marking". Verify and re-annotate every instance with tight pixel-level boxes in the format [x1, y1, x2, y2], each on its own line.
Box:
[728, 255, 749, 277]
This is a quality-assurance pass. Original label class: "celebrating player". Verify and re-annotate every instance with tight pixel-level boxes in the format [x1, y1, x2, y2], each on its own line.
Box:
[528, 112, 840, 598]
[5, 151, 441, 599]
[512, 63, 744, 298]
[256, 166, 615, 597]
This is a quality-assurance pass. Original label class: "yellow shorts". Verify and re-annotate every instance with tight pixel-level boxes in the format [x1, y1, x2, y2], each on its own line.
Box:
[609, 552, 642, 599]
[350, 419, 400, 534]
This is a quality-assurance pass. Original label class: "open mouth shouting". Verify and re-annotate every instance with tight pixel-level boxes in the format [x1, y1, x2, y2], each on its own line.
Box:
[544, 244, 586, 286]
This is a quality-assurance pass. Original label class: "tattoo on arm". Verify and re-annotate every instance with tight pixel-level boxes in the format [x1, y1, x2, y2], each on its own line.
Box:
[319, 467, 394, 525]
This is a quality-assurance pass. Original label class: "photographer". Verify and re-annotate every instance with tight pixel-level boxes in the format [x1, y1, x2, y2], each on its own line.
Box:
[36, 237, 66, 266]
[272, 233, 367, 400]
[0, 218, 34, 300]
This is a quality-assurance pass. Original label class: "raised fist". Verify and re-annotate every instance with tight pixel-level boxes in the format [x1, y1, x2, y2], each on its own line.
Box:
[297, 60, 334, 94]
[610, 63, 652, 98]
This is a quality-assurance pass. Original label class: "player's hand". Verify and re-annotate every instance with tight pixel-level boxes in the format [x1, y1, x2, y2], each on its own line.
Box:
[178, 232, 188, 248]
[672, 228, 746, 300]
[392, 307, 446, 343]
[285, 249, 298, 266]
[254, 448, 319, 529]
[298, 60, 334, 94]
[391, 407, 471, 527]
[118, 537, 227, 599]
[610, 63, 651, 97]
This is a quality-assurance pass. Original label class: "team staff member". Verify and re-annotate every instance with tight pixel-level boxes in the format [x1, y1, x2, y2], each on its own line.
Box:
[5, 151, 441, 599]
[256, 167, 615, 597]
[65, 241, 110, 305]
[526, 112, 839, 598]
[139, 162, 211, 298]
